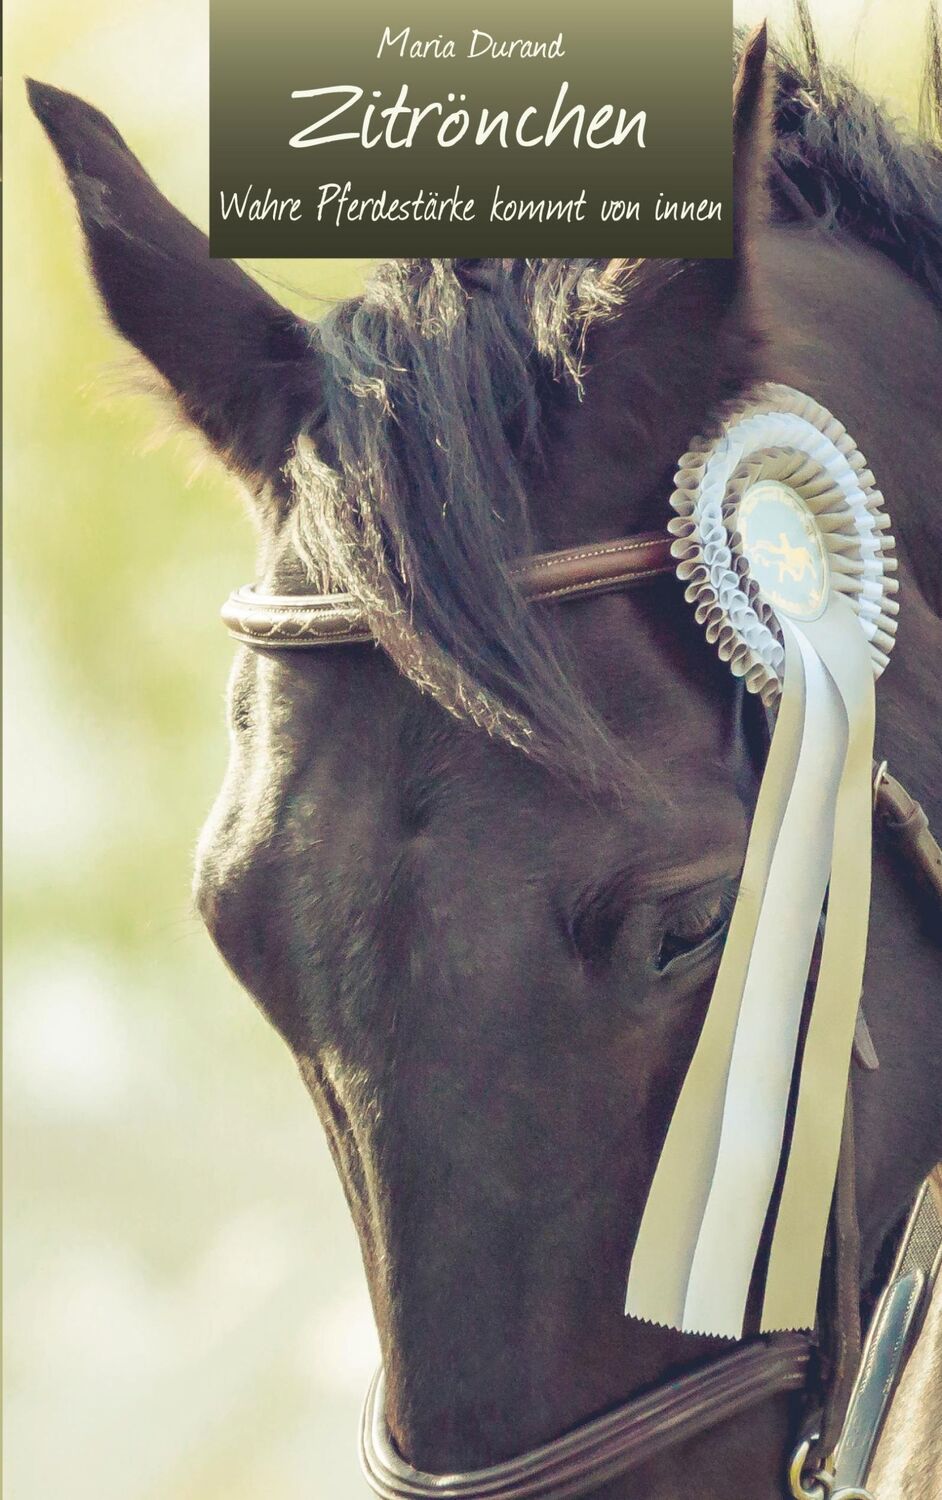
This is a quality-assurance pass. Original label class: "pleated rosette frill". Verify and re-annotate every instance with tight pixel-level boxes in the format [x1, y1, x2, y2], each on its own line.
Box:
[665, 384, 898, 700]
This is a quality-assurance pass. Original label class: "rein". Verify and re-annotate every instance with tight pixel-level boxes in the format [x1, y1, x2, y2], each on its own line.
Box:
[360, 1337, 812, 1500]
[222, 531, 942, 1499]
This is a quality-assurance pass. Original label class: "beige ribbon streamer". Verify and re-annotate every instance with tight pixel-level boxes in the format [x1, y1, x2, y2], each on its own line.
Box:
[680, 622, 848, 1336]
[625, 628, 806, 1330]
[626, 596, 877, 1338]
[761, 598, 875, 1330]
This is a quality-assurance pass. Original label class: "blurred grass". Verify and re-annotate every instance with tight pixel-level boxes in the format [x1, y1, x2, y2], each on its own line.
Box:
[4, 2, 378, 1498]
[2, 1, 933, 1497]
[736, 0, 931, 122]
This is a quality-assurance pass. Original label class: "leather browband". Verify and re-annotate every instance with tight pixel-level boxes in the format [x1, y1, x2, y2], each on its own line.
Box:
[359, 1336, 811, 1500]
[221, 532, 676, 649]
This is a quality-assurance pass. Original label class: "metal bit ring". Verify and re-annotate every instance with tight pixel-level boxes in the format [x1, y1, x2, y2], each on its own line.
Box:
[789, 1438, 831, 1500]
[788, 1438, 875, 1500]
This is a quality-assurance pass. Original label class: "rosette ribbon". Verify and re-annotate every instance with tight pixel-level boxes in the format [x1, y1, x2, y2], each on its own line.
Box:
[625, 385, 898, 1338]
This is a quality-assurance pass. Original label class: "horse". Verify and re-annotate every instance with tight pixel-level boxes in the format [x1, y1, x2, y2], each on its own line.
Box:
[28, 13, 942, 1498]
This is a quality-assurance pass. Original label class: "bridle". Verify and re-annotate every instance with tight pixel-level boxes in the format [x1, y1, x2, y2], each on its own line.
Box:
[359, 1337, 812, 1500]
[221, 532, 677, 648]
[222, 529, 942, 1500]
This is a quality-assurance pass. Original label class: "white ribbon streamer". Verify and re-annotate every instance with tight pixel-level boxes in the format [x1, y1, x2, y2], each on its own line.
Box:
[681, 616, 847, 1336]
[625, 627, 806, 1330]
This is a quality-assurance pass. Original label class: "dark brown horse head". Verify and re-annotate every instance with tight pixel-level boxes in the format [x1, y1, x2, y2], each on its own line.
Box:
[29, 19, 942, 1496]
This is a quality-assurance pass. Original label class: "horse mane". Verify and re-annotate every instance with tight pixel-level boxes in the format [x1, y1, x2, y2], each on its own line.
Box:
[293, 259, 631, 784]
[290, 11, 942, 787]
[765, 2, 942, 308]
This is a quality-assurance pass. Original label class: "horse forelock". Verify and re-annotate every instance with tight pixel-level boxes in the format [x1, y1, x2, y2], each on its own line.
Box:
[286, 257, 650, 794]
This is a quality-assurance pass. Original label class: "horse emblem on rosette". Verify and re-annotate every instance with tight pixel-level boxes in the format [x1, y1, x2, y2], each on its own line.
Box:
[734, 479, 831, 619]
[751, 531, 817, 583]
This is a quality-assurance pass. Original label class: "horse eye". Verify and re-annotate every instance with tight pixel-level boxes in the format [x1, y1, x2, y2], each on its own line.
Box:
[655, 884, 735, 974]
[568, 885, 629, 969]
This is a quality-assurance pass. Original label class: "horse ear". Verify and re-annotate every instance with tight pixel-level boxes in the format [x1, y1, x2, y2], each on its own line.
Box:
[671, 20, 773, 304]
[578, 32, 774, 494]
[600, 23, 773, 314]
[27, 79, 321, 494]
[732, 21, 773, 263]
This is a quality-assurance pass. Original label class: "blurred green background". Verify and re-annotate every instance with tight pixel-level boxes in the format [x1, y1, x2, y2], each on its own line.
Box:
[2, 2, 931, 1497]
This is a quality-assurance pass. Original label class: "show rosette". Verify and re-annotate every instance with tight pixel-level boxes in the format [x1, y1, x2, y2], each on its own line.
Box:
[625, 385, 899, 1339]
[666, 383, 898, 700]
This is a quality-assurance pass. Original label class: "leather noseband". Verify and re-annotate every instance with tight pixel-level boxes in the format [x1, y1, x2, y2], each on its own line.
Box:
[360, 1337, 811, 1500]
